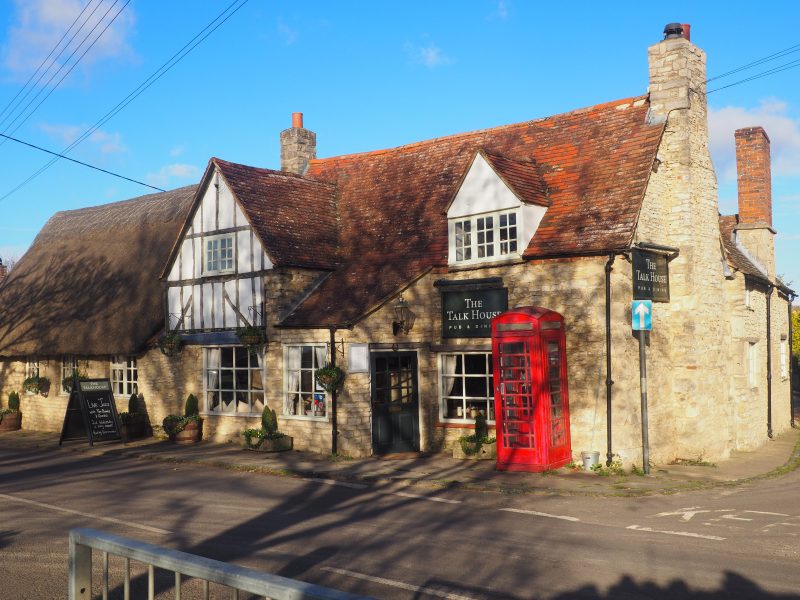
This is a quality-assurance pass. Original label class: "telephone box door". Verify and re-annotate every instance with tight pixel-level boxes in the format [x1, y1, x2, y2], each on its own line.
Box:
[492, 307, 571, 472]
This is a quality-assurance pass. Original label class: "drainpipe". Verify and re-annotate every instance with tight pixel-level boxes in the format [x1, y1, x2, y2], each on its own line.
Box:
[605, 253, 616, 466]
[767, 285, 774, 438]
[790, 294, 796, 428]
[329, 326, 339, 455]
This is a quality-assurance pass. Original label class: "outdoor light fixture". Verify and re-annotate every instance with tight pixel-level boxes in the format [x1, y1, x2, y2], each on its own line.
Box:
[392, 295, 414, 335]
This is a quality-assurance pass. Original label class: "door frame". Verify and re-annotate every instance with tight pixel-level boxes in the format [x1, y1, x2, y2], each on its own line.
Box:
[370, 350, 420, 454]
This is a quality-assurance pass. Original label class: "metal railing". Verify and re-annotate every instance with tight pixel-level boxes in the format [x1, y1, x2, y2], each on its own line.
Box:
[69, 528, 373, 600]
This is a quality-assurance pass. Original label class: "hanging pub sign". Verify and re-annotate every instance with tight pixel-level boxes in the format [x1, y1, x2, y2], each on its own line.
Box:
[59, 378, 123, 446]
[632, 249, 670, 303]
[435, 278, 508, 338]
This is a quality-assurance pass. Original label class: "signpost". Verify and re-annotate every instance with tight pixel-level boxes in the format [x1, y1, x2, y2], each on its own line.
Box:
[59, 377, 122, 446]
[631, 300, 652, 474]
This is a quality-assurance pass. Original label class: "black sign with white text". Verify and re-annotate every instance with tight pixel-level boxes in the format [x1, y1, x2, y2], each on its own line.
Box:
[59, 378, 122, 446]
[632, 249, 670, 303]
[441, 288, 508, 338]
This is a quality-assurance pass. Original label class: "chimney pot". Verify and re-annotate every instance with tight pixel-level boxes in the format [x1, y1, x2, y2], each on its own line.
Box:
[663, 22, 683, 40]
[292, 112, 303, 129]
[681, 23, 691, 42]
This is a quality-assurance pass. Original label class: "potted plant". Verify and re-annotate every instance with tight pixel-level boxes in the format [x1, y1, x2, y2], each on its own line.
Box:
[158, 332, 183, 357]
[0, 391, 21, 433]
[62, 371, 89, 394]
[236, 325, 266, 350]
[453, 413, 496, 460]
[243, 406, 292, 452]
[314, 364, 344, 393]
[162, 394, 203, 444]
[119, 393, 147, 440]
[22, 375, 50, 396]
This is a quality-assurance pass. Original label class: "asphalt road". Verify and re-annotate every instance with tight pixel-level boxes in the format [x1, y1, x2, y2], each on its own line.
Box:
[1, 444, 799, 599]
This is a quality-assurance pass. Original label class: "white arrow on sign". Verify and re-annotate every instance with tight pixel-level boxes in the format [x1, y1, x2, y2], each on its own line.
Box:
[634, 301, 651, 329]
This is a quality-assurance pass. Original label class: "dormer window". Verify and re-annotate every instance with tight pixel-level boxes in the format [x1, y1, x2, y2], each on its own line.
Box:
[453, 210, 519, 264]
[205, 234, 235, 274]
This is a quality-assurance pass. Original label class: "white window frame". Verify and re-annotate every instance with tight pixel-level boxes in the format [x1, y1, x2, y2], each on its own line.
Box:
[439, 352, 495, 423]
[204, 233, 235, 275]
[283, 344, 328, 420]
[202, 346, 265, 416]
[111, 356, 138, 397]
[748, 342, 758, 388]
[449, 209, 519, 266]
[61, 356, 77, 395]
[745, 286, 753, 309]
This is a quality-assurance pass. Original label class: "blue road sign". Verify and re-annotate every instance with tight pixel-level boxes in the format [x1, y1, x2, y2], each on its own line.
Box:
[632, 300, 652, 331]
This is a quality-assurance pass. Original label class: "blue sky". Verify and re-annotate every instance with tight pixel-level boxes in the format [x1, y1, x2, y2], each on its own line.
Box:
[1, 1, 799, 290]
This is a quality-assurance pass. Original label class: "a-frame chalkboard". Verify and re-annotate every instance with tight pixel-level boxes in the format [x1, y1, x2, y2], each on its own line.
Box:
[59, 376, 123, 446]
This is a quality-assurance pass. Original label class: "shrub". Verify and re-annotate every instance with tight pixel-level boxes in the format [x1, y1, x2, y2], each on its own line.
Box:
[8, 391, 20, 411]
[458, 413, 495, 456]
[184, 394, 199, 417]
[128, 393, 138, 414]
[261, 406, 278, 435]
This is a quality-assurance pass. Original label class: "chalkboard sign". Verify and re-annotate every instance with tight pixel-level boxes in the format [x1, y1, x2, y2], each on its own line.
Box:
[59, 378, 122, 446]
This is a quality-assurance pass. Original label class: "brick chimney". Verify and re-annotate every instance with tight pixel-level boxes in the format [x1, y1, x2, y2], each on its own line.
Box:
[280, 112, 316, 175]
[735, 127, 772, 227]
[734, 126, 775, 278]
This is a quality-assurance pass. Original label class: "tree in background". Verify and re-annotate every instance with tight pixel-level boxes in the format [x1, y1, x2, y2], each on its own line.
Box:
[792, 308, 800, 367]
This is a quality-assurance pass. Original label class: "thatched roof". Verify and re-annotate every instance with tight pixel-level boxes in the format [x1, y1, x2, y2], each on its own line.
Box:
[0, 186, 196, 358]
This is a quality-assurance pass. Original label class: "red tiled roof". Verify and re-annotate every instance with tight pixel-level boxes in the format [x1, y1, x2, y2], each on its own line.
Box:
[213, 158, 339, 270]
[282, 95, 664, 327]
[481, 150, 549, 207]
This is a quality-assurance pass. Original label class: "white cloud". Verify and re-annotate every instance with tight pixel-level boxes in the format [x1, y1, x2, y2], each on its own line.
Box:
[406, 42, 453, 69]
[169, 145, 185, 158]
[496, 1, 509, 20]
[3, 0, 136, 77]
[709, 99, 800, 182]
[277, 18, 297, 45]
[39, 122, 126, 154]
[146, 163, 200, 188]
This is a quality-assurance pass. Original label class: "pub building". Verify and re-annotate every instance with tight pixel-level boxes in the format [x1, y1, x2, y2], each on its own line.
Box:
[0, 24, 794, 468]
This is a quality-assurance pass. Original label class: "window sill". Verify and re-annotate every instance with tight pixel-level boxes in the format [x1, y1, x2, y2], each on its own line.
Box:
[447, 256, 523, 271]
[201, 412, 262, 418]
[437, 419, 496, 428]
[281, 413, 329, 423]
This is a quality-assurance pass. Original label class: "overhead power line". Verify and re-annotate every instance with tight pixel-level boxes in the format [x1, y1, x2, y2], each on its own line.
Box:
[707, 56, 800, 94]
[0, 0, 99, 124]
[0, 132, 164, 192]
[705, 42, 800, 84]
[0, 0, 250, 203]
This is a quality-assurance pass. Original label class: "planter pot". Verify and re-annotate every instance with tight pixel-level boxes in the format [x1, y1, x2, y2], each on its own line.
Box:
[0, 412, 21, 433]
[453, 440, 497, 460]
[249, 436, 293, 453]
[122, 420, 147, 440]
[170, 419, 203, 444]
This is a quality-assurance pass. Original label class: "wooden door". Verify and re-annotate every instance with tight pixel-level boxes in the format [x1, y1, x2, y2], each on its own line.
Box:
[371, 352, 419, 454]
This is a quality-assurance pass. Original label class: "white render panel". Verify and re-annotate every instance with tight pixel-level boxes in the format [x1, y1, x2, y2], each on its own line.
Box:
[167, 258, 180, 281]
[237, 230, 252, 273]
[201, 180, 216, 232]
[192, 284, 201, 329]
[202, 282, 214, 329]
[217, 177, 236, 230]
[223, 280, 238, 328]
[234, 199, 247, 228]
[179, 239, 192, 280]
[253, 278, 263, 326]
[448, 153, 521, 218]
[193, 237, 202, 279]
[167, 287, 182, 331]
[213, 282, 224, 329]
[521, 204, 547, 248]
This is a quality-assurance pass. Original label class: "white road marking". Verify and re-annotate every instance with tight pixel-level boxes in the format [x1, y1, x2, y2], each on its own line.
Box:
[744, 510, 790, 516]
[321, 566, 478, 599]
[721, 514, 752, 522]
[393, 492, 462, 504]
[500, 508, 580, 522]
[626, 524, 725, 541]
[305, 478, 368, 490]
[655, 507, 713, 521]
[763, 522, 800, 529]
[0, 493, 171, 535]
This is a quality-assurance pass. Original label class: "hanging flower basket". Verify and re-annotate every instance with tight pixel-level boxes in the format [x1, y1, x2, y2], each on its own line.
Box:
[22, 375, 50, 396]
[236, 325, 266, 349]
[158, 332, 183, 357]
[314, 364, 345, 393]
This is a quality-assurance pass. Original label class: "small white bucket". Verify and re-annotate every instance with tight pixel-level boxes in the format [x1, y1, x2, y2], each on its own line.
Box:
[581, 451, 600, 471]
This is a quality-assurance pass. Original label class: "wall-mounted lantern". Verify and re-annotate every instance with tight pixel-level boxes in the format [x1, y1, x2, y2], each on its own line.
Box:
[392, 295, 415, 335]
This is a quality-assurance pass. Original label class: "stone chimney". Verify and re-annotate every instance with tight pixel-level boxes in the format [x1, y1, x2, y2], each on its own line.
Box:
[735, 126, 775, 278]
[280, 112, 316, 175]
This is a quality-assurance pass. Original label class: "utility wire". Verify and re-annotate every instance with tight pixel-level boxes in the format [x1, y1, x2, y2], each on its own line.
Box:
[0, 0, 250, 203]
[0, 132, 164, 192]
[0, 0, 128, 140]
[705, 42, 800, 84]
[0, 0, 98, 124]
[707, 56, 800, 94]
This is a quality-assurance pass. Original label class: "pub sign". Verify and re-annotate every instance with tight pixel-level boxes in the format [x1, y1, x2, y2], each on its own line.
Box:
[632, 249, 670, 303]
[441, 288, 508, 338]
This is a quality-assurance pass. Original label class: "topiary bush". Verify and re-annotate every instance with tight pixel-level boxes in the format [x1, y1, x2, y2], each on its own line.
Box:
[475, 413, 488, 440]
[128, 393, 138, 414]
[261, 406, 278, 436]
[8, 391, 20, 412]
[184, 394, 199, 417]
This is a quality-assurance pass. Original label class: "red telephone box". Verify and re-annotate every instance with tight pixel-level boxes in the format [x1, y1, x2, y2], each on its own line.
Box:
[492, 307, 571, 472]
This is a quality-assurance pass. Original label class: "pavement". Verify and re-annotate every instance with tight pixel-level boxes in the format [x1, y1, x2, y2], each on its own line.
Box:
[1, 428, 799, 497]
